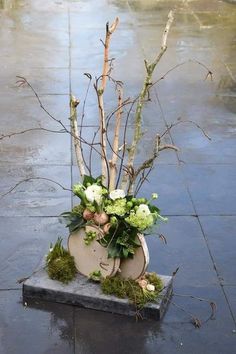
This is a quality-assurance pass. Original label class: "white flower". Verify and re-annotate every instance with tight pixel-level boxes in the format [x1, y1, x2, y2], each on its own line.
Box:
[85, 184, 103, 205]
[109, 189, 125, 200]
[136, 204, 151, 218]
[146, 284, 155, 292]
[152, 193, 158, 199]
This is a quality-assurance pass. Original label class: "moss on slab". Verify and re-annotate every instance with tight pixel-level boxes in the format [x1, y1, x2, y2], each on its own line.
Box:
[101, 272, 163, 309]
[46, 237, 77, 284]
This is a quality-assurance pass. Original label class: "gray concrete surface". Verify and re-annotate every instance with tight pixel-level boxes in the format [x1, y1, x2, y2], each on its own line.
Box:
[0, 0, 236, 353]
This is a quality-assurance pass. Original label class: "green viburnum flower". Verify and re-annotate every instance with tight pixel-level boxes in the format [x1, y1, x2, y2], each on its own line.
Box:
[85, 203, 96, 213]
[152, 193, 158, 200]
[73, 183, 84, 196]
[105, 198, 127, 216]
[125, 211, 154, 231]
[125, 205, 157, 231]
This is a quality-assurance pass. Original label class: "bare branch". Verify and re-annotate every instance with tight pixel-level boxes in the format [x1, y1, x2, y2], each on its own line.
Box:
[70, 95, 86, 178]
[0, 127, 66, 140]
[0, 177, 72, 200]
[96, 18, 119, 185]
[15, 76, 105, 160]
[158, 144, 179, 152]
[124, 11, 175, 192]
[160, 120, 211, 141]
[109, 88, 123, 191]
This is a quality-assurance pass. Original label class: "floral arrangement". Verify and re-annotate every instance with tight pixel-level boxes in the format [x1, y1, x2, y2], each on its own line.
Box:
[61, 175, 167, 259]
[0, 10, 212, 316]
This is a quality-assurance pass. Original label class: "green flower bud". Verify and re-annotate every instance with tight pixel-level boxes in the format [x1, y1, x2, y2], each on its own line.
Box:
[126, 201, 133, 209]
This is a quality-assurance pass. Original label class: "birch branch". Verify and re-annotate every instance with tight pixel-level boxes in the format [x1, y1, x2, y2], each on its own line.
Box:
[102, 17, 119, 90]
[109, 88, 123, 191]
[122, 11, 174, 191]
[98, 17, 119, 186]
[70, 95, 86, 178]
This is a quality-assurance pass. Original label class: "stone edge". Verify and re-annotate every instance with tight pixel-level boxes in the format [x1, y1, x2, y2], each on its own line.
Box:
[23, 271, 173, 320]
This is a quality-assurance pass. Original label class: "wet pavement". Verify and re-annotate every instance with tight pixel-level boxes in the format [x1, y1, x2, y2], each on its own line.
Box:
[0, 0, 236, 353]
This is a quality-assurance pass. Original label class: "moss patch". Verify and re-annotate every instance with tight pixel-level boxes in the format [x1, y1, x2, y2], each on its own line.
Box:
[101, 272, 163, 309]
[46, 237, 77, 284]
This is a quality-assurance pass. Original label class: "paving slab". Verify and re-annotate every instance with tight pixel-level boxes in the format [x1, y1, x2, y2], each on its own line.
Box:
[199, 216, 236, 285]
[183, 164, 236, 215]
[0, 217, 67, 289]
[23, 270, 173, 321]
[0, 290, 74, 354]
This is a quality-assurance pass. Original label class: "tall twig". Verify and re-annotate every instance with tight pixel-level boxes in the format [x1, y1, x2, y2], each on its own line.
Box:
[122, 11, 174, 192]
[70, 95, 86, 178]
[98, 17, 119, 186]
[109, 88, 123, 191]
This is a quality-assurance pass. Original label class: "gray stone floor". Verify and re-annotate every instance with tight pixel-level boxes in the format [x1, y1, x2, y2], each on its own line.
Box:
[0, 0, 236, 353]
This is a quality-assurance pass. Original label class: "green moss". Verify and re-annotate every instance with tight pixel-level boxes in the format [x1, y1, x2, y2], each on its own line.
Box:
[101, 273, 163, 309]
[46, 237, 77, 284]
[146, 272, 163, 290]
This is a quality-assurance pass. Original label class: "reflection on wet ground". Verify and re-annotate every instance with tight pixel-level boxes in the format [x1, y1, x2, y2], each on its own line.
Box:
[0, 0, 236, 353]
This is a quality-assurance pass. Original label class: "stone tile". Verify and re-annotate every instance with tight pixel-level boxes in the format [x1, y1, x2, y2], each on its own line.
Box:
[0, 129, 71, 165]
[183, 164, 236, 215]
[69, 0, 131, 31]
[163, 90, 236, 164]
[0, 290, 74, 354]
[0, 68, 69, 95]
[146, 216, 217, 287]
[199, 216, 236, 285]
[224, 286, 236, 319]
[0, 217, 68, 289]
[0, 165, 71, 216]
[158, 285, 236, 354]
[139, 165, 194, 215]
[0, 30, 69, 68]
[0, 94, 70, 129]
[74, 285, 236, 354]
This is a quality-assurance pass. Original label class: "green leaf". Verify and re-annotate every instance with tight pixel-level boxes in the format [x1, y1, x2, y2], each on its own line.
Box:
[82, 175, 102, 187]
[60, 211, 86, 233]
[149, 205, 160, 214]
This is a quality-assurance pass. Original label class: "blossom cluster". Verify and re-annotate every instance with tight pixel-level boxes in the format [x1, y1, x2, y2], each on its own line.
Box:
[72, 179, 164, 232]
[62, 176, 166, 258]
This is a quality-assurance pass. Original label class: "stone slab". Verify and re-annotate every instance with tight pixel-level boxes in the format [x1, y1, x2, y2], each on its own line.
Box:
[23, 269, 173, 320]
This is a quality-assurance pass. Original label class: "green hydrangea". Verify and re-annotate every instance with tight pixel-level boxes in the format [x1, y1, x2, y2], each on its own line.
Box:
[72, 204, 84, 215]
[105, 198, 127, 216]
[125, 211, 155, 231]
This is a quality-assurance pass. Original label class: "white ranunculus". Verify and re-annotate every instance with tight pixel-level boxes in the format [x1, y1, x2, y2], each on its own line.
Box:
[85, 184, 103, 205]
[136, 204, 151, 217]
[146, 284, 155, 292]
[109, 189, 125, 200]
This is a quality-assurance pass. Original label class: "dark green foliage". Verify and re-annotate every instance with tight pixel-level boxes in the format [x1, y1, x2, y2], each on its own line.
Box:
[98, 220, 140, 259]
[46, 237, 77, 284]
[82, 175, 102, 187]
[60, 211, 86, 233]
[101, 273, 163, 309]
